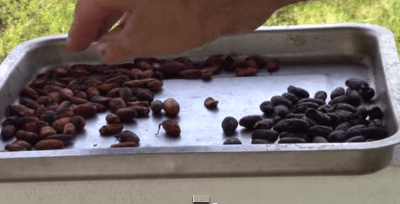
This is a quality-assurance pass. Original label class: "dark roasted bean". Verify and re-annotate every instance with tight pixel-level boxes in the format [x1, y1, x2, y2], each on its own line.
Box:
[223, 138, 242, 145]
[326, 113, 343, 126]
[334, 103, 356, 113]
[1, 125, 17, 140]
[239, 115, 262, 129]
[282, 93, 299, 105]
[16, 130, 39, 144]
[287, 85, 309, 99]
[367, 105, 383, 120]
[369, 119, 384, 128]
[348, 114, 368, 126]
[355, 106, 368, 118]
[2, 116, 18, 127]
[70, 115, 86, 131]
[306, 109, 332, 126]
[260, 101, 274, 115]
[359, 88, 375, 101]
[274, 105, 290, 118]
[273, 118, 309, 133]
[308, 125, 333, 139]
[327, 130, 347, 142]
[222, 116, 238, 135]
[278, 137, 306, 144]
[345, 78, 369, 90]
[293, 102, 319, 114]
[271, 96, 293, 108]
[318, 105, 334, 113]
[150, 100, 163, 114]
[314, 91, 327, 101]
[108, 98, 127, 112]
[115, 130, 140, 143]
[298, 98, 325, 106]
[119, 87, 133, 102]
[360, 127, 388, 140]
[302, 116, 318, 127]
[346, 89, 362, 106]
[330, 87, 345, 100]
[251, 139, 271, 144]
[253, 119, 274, 129]
[335, 122, 352, 131]
[20, 97, 41, 110]
[286, 114, 305, 119]
[345, 125, 367, 138]
[346, 136, 366, 143]
[328, 95, 349, 105]
[16, 116, 39, 128]
[280, 132, 308, 140]
[46, 134, 74, 142]
[272, 116, 283, 124]
[312, 136, 329, 143]
[251, 130, 279, 141]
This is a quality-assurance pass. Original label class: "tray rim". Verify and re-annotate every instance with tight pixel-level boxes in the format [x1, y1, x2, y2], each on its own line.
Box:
[1, 23, 400, 160]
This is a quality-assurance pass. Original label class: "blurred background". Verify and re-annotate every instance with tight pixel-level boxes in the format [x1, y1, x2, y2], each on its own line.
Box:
[0, 0, 399, 63]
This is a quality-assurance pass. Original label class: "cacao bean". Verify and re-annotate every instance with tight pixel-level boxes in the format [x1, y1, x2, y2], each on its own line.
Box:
[34, 139, 65, 150]
[223, 138, 242, 145]
[156, 119, 180, 137]
[99, 124, 124, 135]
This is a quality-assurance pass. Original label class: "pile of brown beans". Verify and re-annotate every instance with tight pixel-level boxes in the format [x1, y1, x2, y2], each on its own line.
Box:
[222, 78, 388, 145]
[1, 55, 277, 151]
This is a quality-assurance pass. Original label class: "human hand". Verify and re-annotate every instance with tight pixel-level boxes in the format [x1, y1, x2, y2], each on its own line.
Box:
[67, 0, 307, 64]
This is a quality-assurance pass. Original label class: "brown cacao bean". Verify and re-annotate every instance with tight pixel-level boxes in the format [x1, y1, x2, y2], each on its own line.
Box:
[34, 139, 65, 150]
[99, 124, 124, 135]
[163, 98, 180, 117]
[73, 103, 97, 117]
[106, 113, 121, 124]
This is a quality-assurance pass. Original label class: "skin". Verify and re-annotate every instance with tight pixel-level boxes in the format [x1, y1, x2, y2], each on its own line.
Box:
[67, 0, 308, 64]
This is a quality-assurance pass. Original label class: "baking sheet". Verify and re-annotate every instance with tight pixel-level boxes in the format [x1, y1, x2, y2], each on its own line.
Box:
[0, 24, 400, 181]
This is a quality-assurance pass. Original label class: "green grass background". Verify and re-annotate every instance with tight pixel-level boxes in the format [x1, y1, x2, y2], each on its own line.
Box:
[0, 0, 399, 63]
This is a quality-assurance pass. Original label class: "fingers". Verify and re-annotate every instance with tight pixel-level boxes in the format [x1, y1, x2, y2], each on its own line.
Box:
[67, 0, 116, 52]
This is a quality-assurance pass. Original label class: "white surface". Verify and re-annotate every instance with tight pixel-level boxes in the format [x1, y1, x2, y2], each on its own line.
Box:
[0, 146, 399, 204]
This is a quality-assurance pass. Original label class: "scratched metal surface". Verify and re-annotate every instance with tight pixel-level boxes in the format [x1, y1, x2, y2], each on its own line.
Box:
[0, 24, 399, 181]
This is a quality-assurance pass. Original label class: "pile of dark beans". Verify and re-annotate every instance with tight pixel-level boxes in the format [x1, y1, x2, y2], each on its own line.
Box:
[222, 78, 388, 145]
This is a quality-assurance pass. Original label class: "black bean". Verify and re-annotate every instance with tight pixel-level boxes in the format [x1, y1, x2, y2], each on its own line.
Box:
[280, 132, 308, 140]
[272, 116, 284, 124]
[348, 114, 368, 126]
[345, 125, 367, 138]
[346, 89, 362, 106]
[369, 119, 384, 128]
[223, 138, 242, 145]
[252, 139, 272, 144]
[287, 85, 309, 99]
[334, 103, 356, 113]
[282, 93, 299, 105]
[274, 105, 290, 118]
[312, 136, 329, 143]
[253, 119, 274, 130]
[355, 106, 368, 119]
[360, 127, 388, 140]
[251, 130, 279, 141]
[293, 102, 320, 114]
[327, 130, 347, 142]
[286, 114, 305, 119]
[239, 115, 262, 129]
[328, 95, 349, 106]
[330, 87, 345, 100]
[308, 125, 333, 138]
[325, 113, 340, 126]
[278, 137, 306, 144]
[273, 118, 309, 133]
[367, 105, 383, 120]
[298, 98, 325, 106]
[260, 101, 274, 115]
[302, 116, 318, 127]
[306, 109, 332, 126]
[271, 96, 293, 108]
[359, 88, 375, 101]
[318, 105, 334, 113]
[314, 91, 327, 101]
[335, 122, 352, 131]
[222, 116, 239, 135]
[346, 136, 366, 143]
[345, 78, 369, 90]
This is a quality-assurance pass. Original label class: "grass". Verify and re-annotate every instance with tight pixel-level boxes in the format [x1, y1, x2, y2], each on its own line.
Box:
[0, 0, 399, 63]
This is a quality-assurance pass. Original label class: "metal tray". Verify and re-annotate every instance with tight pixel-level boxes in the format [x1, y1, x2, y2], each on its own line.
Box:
[1, 23, 400, 181]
